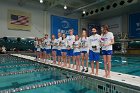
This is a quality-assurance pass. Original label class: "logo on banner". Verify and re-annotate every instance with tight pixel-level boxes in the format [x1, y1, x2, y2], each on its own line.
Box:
[136, 22, 140, 31]
[58, 20, 70, 34]
[61, 21, 69, 29]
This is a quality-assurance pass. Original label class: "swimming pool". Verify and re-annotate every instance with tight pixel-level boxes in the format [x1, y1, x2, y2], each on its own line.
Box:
[98, 55, 140, 76]
[0, 55, 139, 93]
[0, 55, 96, 93]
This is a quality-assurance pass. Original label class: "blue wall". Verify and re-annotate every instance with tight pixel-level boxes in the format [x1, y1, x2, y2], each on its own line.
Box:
[129, 12, 140, 38]
[51, 15, 78, 38]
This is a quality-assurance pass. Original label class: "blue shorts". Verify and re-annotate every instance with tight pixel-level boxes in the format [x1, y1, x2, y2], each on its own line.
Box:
[73, 52, 81, 56]
[89, 50, 100, 61]
[67, 49, 74, 56]
[41, 48, 45, 52]
[102, 50, 113, 55]
[81, 51, 87, 54]
[61, 49, 67, 53]
[57, 50, 62, 56]
[52, 49, 57, 52]
[34, 48, 37, 51]
[45, 49, 51, 54]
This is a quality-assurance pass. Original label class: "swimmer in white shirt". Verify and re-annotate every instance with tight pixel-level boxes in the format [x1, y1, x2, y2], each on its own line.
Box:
[101, 25, 114, 78]
[66, 29, 75, 68]
[73, 35, 81, 71]
[80, 29, 89, 72]
[51, 35, 57, 64]
[60, 34, 68, 67]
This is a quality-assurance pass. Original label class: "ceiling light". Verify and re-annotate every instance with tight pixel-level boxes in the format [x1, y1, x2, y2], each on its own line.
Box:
[83, 10, 86, 14]
[40, 0, 43, 3]
[64, 5, 67, 9]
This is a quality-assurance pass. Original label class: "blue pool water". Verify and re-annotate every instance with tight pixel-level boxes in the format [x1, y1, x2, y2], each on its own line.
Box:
[0, 54, 139, 93]
[0, 55, 96, 93]
[98, 55, 140, 76]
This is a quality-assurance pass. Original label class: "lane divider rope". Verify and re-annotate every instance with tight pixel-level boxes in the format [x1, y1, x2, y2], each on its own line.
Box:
[0, 76, 85, 93]
[0, 68, 56, 76]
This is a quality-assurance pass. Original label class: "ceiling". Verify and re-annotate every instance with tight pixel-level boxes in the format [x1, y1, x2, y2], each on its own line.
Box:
[13, 0, 140, 19]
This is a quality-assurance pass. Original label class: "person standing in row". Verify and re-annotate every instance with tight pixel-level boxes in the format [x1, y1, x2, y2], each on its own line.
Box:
[34, 37, 39, 60]
[57, 32, 62, 65]
[44, 34, 51, 62]
[66, 29, 75, 68]
[73, 35, 81, 71]
[89, 27, 101, 75]
[101, 25, 114, 78]
[80, 29, 89, 72]
[61, 34, 67, 67]
[51, 35, 57, 64]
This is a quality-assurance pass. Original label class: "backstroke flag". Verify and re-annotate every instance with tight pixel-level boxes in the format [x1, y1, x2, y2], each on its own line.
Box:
[7, 9, 31, 31]
[51, 15, 78, 38]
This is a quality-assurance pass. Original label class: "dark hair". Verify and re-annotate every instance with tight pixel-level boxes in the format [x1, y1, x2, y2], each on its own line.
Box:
[69, 28, 74, 31]
[62, 33, 66, 40]
[103, 25, 109, 31]
[92, 27, 97, 30]
[82, 28, 87, 31]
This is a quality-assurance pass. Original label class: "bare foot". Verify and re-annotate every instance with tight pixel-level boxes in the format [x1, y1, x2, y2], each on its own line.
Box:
[72, 65, 75, 69]
[90, 72, 94, 75]
[103, 75, 107, 78]
[95, 73, 98, 76]
[107, 74, 111, 78]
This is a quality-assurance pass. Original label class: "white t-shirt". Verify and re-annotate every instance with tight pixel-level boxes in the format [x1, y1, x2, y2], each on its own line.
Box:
[89, 34, 101, 53]
[57, 37, 62, 50]
[73, 40, 80, 53]
[34, 41, 38, 48]
[52, 39, 57, 49]
[44, 38, 51, 49]
[79, 37, 89, 52]
[37, 42, 41, 51]
[66, 35, 75, 49]
[61, 38, 67, 49]
[101, 32, 114, 50]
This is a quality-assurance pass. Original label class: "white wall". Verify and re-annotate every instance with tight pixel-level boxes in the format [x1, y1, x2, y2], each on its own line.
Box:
[0, 0, 45, 38]
[99, 16, 122, 35]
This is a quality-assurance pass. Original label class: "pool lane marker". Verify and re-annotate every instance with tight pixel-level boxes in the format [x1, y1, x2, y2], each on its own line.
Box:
[0, 63, 43, 69]
[0, 68, 56, 76]
[0, 76, 85, 93]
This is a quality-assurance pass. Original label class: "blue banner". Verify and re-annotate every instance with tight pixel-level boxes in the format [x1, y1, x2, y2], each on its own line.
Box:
[129, 13, 140, 38]
[51, 15, 78, 38]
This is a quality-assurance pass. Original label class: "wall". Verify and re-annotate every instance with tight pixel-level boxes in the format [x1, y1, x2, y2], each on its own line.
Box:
[99, 16, 122, 35]
[0, 0, 82, 38]
[0, 0, 45, 38]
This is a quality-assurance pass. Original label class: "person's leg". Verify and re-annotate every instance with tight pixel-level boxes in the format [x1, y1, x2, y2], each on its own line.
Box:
[61, 52, 64, 66]
[95, 61, 99, 75]
[52, 50, 56, 64]
[91, 61, 94, 74]
[81, 53, 85, 72]
[103, 55, 107, 77]
[75, 56, 78, 70]
[63, 52, 67, 67]
[43, 51, 46, 62]
[37, 51, 39, 60]
[107, 55, 112, 78]
[72, 55, 76, 69]
[54, 51, 56, 64]
[77, 55, 80, 71]
[85, 53, 89, 72]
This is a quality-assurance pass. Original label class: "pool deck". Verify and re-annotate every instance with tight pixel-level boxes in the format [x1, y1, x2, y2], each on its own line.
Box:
[10, 54, 140, 90]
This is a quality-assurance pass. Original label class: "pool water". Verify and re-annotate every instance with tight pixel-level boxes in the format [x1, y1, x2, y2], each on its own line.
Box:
[0, 55, 97, 93]
[98, 56, 140, 76]
[20, 81, 96, 93]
